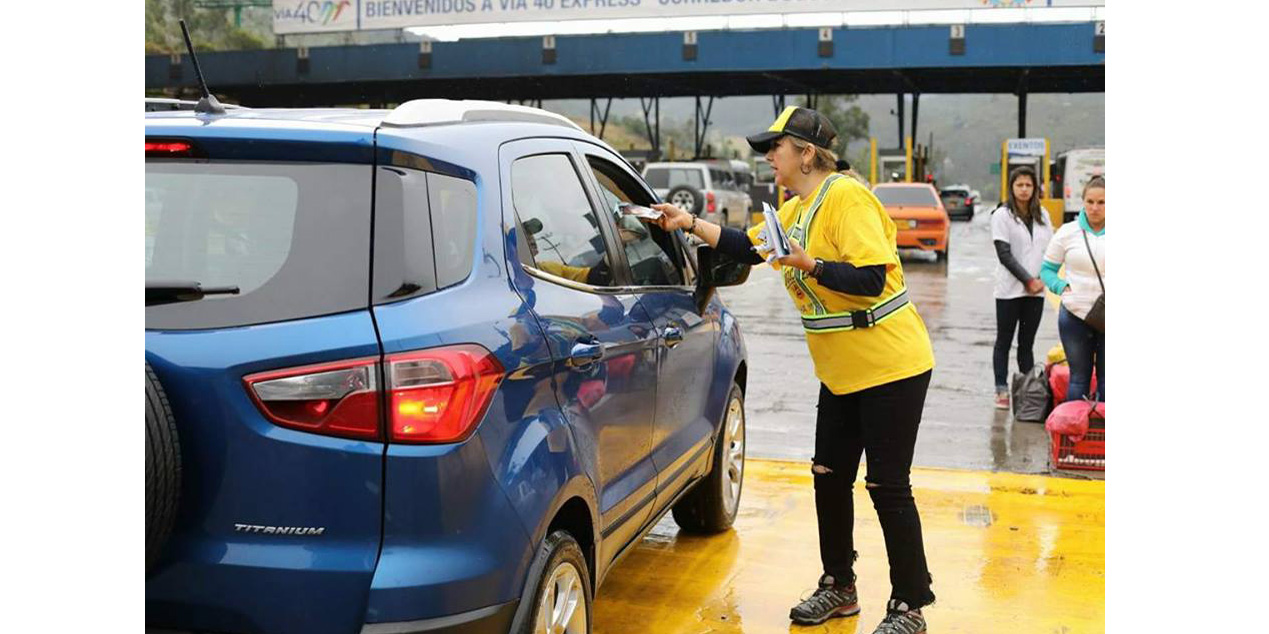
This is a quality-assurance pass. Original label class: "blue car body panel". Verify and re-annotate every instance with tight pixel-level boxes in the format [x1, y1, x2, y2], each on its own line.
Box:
[145, 312, 385, 634]
[145, 108, 748, 633]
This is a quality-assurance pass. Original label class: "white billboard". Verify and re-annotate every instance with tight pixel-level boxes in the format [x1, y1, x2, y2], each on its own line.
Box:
[272, 0, 1104, 35]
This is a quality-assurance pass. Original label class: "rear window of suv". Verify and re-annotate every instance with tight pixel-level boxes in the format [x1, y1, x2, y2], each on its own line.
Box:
[644, 167, 705, 191]
[145, 160, 372, 330]
[872, 186, 940, 207]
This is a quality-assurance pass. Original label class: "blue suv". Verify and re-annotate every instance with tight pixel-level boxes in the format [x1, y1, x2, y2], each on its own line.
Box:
[145, 99, 751, 634]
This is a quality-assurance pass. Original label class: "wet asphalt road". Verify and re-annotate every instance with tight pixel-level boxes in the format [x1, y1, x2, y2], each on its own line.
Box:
[717, 206, 1072, 475]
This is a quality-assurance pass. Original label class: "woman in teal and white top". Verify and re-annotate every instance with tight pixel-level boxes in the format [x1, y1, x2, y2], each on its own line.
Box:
[1041, 176, 1105, 402]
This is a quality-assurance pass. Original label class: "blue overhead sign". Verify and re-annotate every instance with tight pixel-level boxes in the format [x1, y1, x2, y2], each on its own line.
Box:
[272, 0, 1104, 34]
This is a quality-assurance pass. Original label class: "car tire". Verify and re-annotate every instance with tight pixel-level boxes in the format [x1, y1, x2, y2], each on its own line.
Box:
[146, 362, 181, 575]
[666, 185, 703, 216]
[672, 382, 745, 534]
[517, 531, 592, 634]
[936, 232, 950, 263]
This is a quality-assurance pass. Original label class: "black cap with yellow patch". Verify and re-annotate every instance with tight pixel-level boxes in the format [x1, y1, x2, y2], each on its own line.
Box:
[746, 106, 838, 153]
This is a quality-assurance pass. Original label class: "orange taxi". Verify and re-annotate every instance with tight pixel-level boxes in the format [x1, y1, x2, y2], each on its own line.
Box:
[871, 183, 951, 261]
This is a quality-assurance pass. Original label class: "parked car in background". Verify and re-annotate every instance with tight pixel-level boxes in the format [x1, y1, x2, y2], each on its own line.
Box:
[643, 161, 752, 229]
[872, 182, 951, 261]
[727, 159, 754, 194]
[146, 99, 752, 634]
[748, 158, 779, 215]
[938, 184, 976, 221]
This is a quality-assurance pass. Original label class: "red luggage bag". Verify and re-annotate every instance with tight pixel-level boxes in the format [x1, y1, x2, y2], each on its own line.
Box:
[1047, 362, 1100, 408]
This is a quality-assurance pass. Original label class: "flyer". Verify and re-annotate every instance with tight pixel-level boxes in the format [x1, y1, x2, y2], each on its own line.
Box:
[617, 202, 664, 222]
[757, 201, 791, 262]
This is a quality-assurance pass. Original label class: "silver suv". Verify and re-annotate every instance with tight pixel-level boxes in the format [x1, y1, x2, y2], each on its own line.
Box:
[643, 161, 753, 229]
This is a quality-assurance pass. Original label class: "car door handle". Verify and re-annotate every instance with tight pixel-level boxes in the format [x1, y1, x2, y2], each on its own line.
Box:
[567, 340, 605, 369]
[662, 326, 684, 349]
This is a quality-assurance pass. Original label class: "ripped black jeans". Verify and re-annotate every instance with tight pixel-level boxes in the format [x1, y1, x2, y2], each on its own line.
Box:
[812, 370, 935, 609]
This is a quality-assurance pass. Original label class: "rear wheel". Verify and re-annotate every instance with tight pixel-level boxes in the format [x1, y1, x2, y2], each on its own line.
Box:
[672, 383, 745, 533]
[521, 531, 591, 634]
[146, 363, 181, 575]
[936, 231, 951, 262]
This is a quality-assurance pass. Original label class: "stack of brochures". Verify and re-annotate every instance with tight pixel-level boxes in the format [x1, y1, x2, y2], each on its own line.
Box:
[754, 201, 791, 263]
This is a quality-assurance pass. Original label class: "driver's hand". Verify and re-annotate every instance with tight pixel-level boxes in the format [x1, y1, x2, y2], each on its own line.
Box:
[651, 203, 692, 232]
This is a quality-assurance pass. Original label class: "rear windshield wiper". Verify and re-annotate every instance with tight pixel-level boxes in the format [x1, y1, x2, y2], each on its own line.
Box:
[146, 280, 240, 306]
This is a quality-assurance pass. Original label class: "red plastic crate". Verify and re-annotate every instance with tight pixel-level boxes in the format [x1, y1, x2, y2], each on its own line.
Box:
[1050, 414, 1104, 471]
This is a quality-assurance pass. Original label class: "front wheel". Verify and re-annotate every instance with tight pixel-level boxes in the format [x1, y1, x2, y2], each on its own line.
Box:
[521, 531, 591, 634]
[672, 382, 745, 533]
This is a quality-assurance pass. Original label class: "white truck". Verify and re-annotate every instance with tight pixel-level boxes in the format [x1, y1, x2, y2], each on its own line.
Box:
[1052, 148, 1106, 222]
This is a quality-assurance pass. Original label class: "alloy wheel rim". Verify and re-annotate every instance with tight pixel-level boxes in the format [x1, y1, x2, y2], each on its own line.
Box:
[670, 191, 695, 211]
[722, 396, 745, 517]
[535, 561, 587, 634]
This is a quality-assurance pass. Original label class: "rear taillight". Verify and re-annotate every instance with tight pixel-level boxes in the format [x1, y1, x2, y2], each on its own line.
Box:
[387, 345, 504, 444]
[244, 358, 381, 440]
[243, 344, 504, 444]
[706, 192, 716, 214]
[145, 139, 201, 158]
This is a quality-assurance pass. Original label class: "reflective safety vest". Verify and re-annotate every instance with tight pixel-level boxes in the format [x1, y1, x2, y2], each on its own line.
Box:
[782, 174, 912, 335]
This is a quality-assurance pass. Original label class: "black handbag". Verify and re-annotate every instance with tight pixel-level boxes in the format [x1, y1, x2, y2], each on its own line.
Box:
[1011, 363, 1052, 422]
[1080, 229, 1105, 333]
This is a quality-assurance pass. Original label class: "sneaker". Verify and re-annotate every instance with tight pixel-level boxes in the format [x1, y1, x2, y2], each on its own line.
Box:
[994, 390, 1010, 409]
[870, 599, 926, 634]
[789, 574, 860, 625]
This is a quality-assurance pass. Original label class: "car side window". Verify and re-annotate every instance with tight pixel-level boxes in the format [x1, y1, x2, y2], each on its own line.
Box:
[511, 153, 617, 287]
[428, 172, 478, 289]
[585, 156, 685, 287]
[710, 169, 728, 190]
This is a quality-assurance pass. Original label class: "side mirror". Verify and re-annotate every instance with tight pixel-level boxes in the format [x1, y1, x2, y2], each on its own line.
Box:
[693, 245, 751, 312]
[697, 244, 751, 288]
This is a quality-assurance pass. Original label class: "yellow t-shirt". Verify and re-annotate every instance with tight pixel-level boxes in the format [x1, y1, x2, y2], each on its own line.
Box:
[747, 175, 935, 395]
[536, 260, 592, 283]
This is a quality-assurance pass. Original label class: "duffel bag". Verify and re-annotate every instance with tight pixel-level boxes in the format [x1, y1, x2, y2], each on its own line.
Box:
[1048, 363, 1101, 408]
[1010, 363, 1052, 422]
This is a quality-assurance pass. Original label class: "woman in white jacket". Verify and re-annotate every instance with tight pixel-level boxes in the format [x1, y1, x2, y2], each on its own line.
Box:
[1041, 176, 1105, 402]
[991, 166, 1054, 409]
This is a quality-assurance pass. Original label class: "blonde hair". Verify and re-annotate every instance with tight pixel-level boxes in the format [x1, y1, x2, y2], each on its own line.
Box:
[785, 136, 839, 173]
[839, 168, 869, 186]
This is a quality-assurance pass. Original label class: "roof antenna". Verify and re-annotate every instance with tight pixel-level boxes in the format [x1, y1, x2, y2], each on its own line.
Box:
[179, 19, 225, 115]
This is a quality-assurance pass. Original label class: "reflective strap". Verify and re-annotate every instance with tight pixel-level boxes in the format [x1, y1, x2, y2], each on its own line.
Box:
[789, 174, 844, 316]
[794, 174, 843, 238]
[801, 289, 910, 332]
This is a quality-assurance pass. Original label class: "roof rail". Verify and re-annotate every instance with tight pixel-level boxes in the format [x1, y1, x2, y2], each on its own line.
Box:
[382, 99, 582, 131]
[145, 97, 243, 112]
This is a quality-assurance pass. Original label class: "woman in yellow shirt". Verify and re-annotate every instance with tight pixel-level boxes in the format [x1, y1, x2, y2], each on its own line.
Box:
[651, 107, 935, 634]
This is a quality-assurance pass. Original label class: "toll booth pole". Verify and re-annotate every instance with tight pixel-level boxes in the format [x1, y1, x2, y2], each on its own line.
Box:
[870, 138, 878, 185]
[905, 136, 913, 183]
